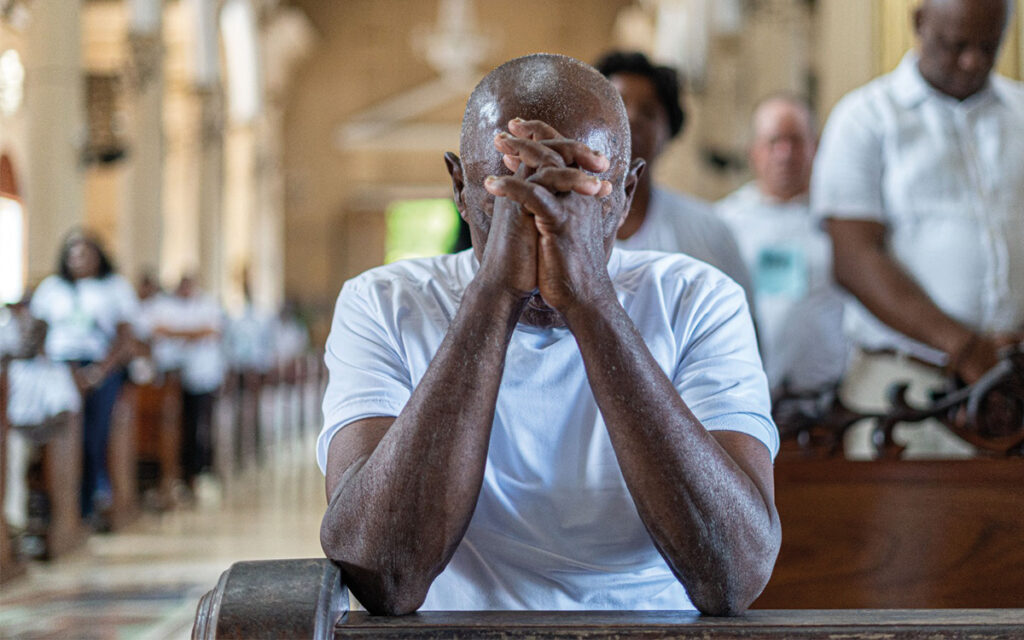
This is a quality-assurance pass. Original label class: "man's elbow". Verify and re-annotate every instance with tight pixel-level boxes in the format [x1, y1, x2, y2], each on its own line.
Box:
[692, 528, 781, 616]
[346, 574, 429, 617]
[691, 570, 771, 616]
[320, 522, 432, 616]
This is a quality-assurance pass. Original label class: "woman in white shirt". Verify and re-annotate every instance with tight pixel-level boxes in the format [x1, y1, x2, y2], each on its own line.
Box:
[30, 230, 138, 525]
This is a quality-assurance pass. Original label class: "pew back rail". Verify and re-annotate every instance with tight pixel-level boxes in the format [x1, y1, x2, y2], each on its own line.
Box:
[191, 559, 1024, 639]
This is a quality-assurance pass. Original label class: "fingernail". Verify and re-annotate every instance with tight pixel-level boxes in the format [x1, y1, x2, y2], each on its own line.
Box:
[497, 132, 510, 139]
[511, 117, 524, 123]
[485, 175, 498, 184]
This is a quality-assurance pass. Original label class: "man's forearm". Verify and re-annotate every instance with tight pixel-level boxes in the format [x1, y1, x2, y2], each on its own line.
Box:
[829, 220, 973, 356]
[563, 300, 780, 615]
[321, 281, 528, 614]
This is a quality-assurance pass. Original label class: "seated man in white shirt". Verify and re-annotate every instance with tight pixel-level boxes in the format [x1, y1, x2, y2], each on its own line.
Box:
[318, 53, 779, 616]
[717, 95, 847, 395]
[812, 0, 1024, 457]
[594, 51, 754, 306]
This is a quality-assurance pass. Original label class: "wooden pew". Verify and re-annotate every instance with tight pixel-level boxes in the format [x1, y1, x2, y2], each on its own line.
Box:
[133, 374, 183, 509]
[107, 383, 139, 530]
[756, 458, 1024, 608]
[192, 558, 1024, 639]
[37, 412, 87, 557]
[0, 358, 26, 582]
[229, 370, 263, 470]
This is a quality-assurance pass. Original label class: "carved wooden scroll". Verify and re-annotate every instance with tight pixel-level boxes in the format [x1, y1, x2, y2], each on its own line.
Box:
[773, 347, 1024, 459]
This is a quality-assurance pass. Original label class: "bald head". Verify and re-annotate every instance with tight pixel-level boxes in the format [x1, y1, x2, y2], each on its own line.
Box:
[459, 54, 632, 187]
[749, 95, 816, 202]
[914, 0, 1010, 100]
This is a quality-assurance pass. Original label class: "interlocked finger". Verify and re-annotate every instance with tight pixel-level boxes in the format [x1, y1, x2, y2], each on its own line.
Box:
[508, 118, 562, 141]
[495, 132, 566, 170]
[503, 119, 611, 173]
[529, 167, 612, 197]
[484, 175, 564, 223]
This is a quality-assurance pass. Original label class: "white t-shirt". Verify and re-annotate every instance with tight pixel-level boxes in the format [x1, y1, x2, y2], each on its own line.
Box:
[30, 274, 139, 362]
[318, 248, 777, 611]
[812, 52, 1024, 364]
[717, 182, 848, 391]
[615, 187, 755, 310]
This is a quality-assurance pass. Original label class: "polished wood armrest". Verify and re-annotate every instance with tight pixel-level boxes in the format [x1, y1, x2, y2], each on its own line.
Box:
[192, 558, 348, 640]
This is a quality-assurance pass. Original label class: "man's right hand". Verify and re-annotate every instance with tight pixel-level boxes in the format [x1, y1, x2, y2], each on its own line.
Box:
[954, 332, 1024, 384]
[475, 161, 539, 302]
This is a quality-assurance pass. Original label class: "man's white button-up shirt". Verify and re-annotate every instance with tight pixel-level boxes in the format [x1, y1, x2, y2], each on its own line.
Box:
[811, 52, 1024, 364]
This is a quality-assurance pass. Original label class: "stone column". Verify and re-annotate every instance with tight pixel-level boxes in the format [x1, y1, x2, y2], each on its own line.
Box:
[24, 0, 85, 283]
[196, 87, 225, 299]
[120, 28, 165, 281]
[252, 107, 284, 311]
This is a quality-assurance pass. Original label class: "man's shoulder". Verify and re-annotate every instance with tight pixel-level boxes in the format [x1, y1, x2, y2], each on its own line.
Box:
[338, 251, 475, 314]
[827, 72, 901, 128]
[715, 182, 761, 220]
[652, 188, 731, 236]
[652, 186, 712, 216]
[344, 252, 473, 292]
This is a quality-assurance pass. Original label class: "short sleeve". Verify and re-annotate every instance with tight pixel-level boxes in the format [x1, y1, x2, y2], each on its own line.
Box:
[811, 91, 886, 223]
[317, 279, 414, 473]
[708, 224, 756, 316]
[674, 277, 779, 459]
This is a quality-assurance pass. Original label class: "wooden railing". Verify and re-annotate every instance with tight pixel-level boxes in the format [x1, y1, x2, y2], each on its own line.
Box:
[0, 358, 24, 582]
[192, 558, 1024, 639]
[773, 347, 1024, 459]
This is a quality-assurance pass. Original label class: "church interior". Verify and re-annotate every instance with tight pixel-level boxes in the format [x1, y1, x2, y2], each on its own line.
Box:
[2, 0, 1024, 637]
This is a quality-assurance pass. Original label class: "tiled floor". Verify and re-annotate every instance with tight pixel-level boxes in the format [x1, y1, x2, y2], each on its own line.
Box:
[0, 436, 327, 639]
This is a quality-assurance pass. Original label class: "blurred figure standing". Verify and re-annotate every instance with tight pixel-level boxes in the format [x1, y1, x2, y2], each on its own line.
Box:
[150, 275, 226, 491]
[813, 0, 1024, 457]
[717, 95, 848, 395]
[29, 230, 138, 524]
[273, 300, 310, 370]
[2, 300, 80, 534]
[224, 281, 276, 464]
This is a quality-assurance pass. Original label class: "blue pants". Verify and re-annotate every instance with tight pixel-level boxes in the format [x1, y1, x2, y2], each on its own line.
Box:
[77, 364, 125, 517]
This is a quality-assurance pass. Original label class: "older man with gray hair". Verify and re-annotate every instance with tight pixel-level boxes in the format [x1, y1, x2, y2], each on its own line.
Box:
[717, 94, 847, 397]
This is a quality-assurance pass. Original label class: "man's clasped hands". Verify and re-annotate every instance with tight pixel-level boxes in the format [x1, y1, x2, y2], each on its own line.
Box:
[476, 117, 641, 319]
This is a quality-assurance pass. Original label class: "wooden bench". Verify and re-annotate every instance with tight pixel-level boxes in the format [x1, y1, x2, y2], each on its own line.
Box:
[133, 375, 183, 509]
[757, 457, 1024, 608]
[192, 558, 1024, 639]
[107, 383, 140, 530]
[0, 359, 26, 582]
